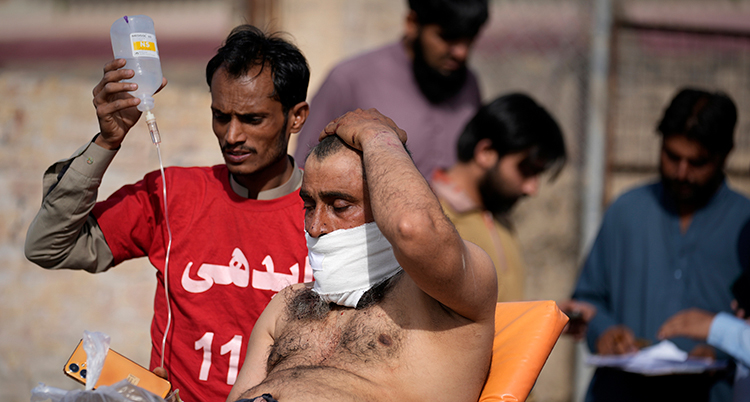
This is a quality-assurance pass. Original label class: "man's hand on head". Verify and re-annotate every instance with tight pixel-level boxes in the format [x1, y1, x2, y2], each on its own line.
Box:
[597, 325, 638, 355]
[320, 108, 407, 151]
[657, 308, 716, 342]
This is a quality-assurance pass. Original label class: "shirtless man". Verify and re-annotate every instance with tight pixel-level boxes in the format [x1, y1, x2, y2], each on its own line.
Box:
[226, 109, 498, 402]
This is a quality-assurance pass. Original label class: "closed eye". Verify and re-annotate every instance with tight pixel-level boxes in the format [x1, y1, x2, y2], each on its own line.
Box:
[239, 114, 264, 125]
[212, 110, 230, 123]
[332, 199, 354, 213]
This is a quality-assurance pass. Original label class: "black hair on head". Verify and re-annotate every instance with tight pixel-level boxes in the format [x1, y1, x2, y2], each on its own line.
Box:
[457, 93, 567, 178]
[657, 87, 737, 156]
[307, 135, 353, 162]
[408, 0, 489, 39]
[206, 25, 310, 114]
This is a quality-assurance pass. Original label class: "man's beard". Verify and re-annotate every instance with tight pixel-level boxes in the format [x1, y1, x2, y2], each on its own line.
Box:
[411, 36, 468, 104]
[660, 166, 724, 211]
[478, 169, 520, 218]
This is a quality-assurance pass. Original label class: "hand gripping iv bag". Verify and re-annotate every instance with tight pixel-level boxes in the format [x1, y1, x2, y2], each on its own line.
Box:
[110, 15, 163, 112]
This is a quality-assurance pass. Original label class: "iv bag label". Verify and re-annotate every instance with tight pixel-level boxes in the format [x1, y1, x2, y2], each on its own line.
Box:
[130, 33, 159, 58]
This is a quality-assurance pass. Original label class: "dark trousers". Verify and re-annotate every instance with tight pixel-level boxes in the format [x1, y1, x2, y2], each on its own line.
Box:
[586, 368, 724, 402]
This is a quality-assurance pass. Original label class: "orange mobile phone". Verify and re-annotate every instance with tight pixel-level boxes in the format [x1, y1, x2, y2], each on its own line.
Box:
[64, 339, 171, 398]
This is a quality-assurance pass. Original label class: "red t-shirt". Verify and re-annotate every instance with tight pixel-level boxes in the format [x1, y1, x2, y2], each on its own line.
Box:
[93, 165, 309, 402]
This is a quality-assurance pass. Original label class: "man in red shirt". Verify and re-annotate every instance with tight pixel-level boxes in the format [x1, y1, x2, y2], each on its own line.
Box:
[25, 25, 311, 402]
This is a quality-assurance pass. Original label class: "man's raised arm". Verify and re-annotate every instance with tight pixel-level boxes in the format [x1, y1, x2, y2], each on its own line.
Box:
[25, 59, 160, 271]
[321, 109, 497, 321]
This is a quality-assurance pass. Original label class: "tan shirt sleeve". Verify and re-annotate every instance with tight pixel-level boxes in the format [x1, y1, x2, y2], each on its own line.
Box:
[24, 138, 117, 273]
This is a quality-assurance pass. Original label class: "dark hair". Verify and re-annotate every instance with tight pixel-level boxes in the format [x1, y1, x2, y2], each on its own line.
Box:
[306, 133, 411, 181]
[457, 93, 567, 178]
[307, 135, 354, 162]
[657, 88, 737, 156]
[206, 25, 310, 114]
[408, 0, 489, 39]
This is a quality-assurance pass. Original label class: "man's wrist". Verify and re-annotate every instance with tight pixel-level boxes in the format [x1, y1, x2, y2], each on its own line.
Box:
[70, 136, 118, 179]
[94, 133, 122, 151]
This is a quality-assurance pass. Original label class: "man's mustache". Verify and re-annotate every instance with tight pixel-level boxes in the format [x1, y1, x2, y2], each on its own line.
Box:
[222, 144, 256, 154]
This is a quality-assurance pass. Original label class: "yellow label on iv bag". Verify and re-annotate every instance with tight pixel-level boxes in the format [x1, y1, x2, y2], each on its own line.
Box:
[130, 33, 158, 58]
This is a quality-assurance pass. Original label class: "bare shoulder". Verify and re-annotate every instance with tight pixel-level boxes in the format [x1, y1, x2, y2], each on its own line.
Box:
[395, 254, 495, 329]
[268, 283, 311, 317]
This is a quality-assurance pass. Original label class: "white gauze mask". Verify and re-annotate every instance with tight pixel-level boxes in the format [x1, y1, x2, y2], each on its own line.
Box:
[306, 222, 403, 308]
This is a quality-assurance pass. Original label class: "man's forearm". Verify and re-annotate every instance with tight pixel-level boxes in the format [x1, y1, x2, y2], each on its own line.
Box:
[24, 139, 116, 272]
[707, 312, 750, 367]
[362, 132, 443, 241]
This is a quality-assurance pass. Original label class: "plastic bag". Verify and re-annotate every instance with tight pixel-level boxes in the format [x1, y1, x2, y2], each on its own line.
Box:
[30, 379, 167, 402]
[82, 331, 110, 391]
[29, 331, 175, 402]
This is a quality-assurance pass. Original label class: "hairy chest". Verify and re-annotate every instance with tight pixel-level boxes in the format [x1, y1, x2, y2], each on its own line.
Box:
[267, 303, 405, 374]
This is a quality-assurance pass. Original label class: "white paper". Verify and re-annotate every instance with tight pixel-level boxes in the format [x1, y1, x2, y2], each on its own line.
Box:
[587, 340, 727, 376]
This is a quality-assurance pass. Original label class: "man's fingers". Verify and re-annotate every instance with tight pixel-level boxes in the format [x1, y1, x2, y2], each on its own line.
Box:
[93, 59, 127, 97]
[614, 330, 637, 354]
[319, 108, 407, 150]
[93, 63, 135, 99]
[598, 326, 637, 355]
[94, 81, 137, 108]
[102, 58, 127, 75]
[658, 309, 714, 341]
[152, 366, 168, 380]
[599, 337, 613, 355]
[96, 97, 141, 118]
[658, 317, 679, 340]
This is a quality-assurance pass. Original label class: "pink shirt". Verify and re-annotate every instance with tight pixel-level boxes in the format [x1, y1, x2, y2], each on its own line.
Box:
[295, 42, 481, 177]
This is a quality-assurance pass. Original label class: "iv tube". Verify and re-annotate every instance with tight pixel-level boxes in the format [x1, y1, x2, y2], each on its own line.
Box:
[156, 141, 173, 369]
[145, 110, 162, 145]
[150, 113, 173, 369]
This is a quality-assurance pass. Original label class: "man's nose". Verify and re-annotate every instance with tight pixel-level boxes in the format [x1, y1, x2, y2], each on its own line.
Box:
[306, 211, 331, 238]
[225, 118, 245, 144]
[522, 176, 540, 197]
[450, 41, 471, 63]
[675, 160, 689, 181]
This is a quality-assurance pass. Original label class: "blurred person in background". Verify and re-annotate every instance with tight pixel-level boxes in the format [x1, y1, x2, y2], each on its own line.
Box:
[294, 0, 489, 178]
[659, 272, 750, 402]
[429, 93, 566, 302]
[572, 87, 750, 402]
[24, 26, 311, 402]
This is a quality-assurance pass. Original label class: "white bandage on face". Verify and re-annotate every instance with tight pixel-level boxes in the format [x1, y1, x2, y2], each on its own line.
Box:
[306, 222, 403, 308]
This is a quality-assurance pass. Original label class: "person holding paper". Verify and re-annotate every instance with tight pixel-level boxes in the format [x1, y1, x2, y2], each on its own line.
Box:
[659, 272, 750, 402]
[572, 88, 750, 401]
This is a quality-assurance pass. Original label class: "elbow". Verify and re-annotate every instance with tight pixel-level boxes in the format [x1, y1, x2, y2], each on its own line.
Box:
[393, 212, 455, 251]
[24, 234, 63, 269]
[24, 243, 58, 269]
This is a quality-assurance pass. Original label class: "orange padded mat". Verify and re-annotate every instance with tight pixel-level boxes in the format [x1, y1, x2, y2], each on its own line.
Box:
[479, 301, 569, 402]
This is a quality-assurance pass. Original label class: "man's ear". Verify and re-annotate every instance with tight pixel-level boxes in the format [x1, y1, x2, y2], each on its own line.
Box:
[474, 138, 498, 170]
[404, 10, 420, 42]
[288, 101, 310, 134]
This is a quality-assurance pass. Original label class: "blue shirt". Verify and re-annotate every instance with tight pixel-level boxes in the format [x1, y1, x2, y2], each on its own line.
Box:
[573, 180, 750, 355]
[709, 313, 750, 402]
[709, 312, 750, 367]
